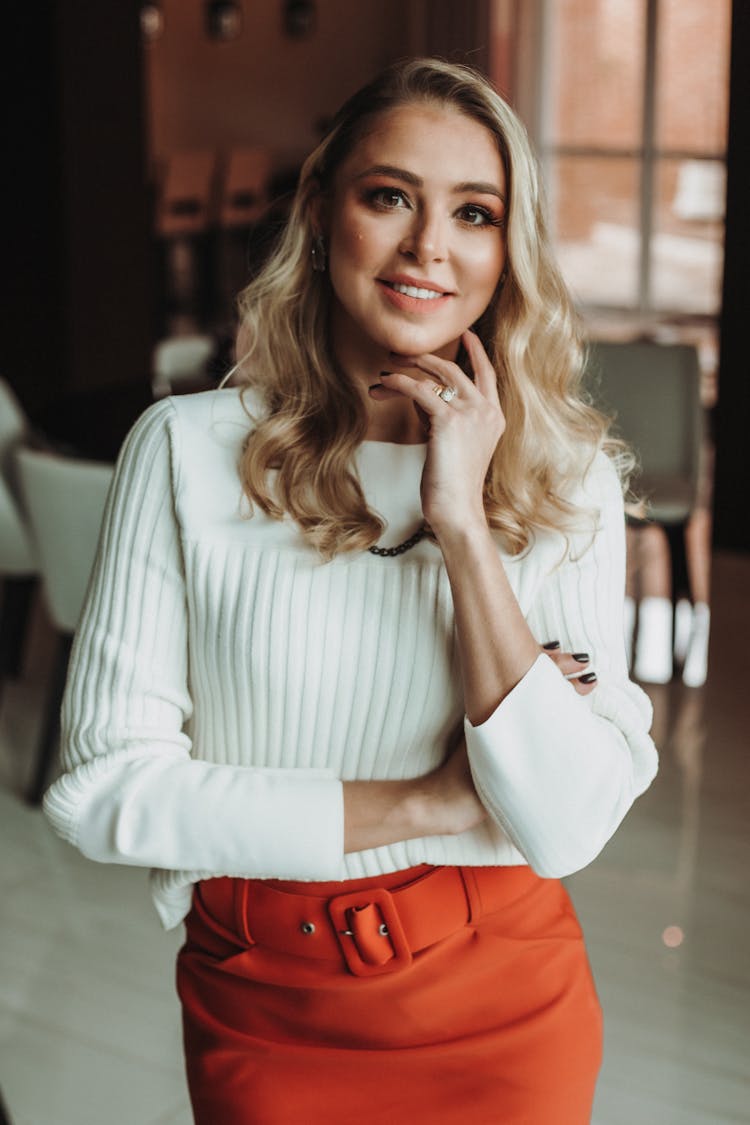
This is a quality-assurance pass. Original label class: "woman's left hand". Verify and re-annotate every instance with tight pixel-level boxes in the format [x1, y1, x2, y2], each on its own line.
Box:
[378, 329, 505, 536]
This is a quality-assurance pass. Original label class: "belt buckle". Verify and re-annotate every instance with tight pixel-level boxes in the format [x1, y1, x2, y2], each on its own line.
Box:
[328, 887, 413, 977]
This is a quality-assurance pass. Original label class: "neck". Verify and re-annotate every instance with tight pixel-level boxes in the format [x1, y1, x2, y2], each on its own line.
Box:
[363, 396, 427, 444]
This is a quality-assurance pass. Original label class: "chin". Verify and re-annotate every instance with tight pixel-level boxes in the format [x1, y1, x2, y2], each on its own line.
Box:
[382, 325, 462, 358]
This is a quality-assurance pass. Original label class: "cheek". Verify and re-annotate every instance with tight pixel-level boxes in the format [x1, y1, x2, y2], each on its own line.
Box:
[329, 225, 371, 276]
[331, 207, 394, 266]
[463, 242, 506, 296]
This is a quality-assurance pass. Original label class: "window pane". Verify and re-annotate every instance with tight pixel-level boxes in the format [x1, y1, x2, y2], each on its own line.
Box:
[549, 156, 641, 307]
[651, 158, 725, 314]
[656, 0, 731, 154]
[546, 0, 645, 147]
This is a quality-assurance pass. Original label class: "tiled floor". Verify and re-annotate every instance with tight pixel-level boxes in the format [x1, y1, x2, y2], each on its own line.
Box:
[1, 552, 748, 1124]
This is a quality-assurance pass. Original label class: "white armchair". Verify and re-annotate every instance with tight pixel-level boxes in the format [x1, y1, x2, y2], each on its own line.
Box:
[151, 334, 215, 399]
[0, 379, 38, 691]
[16, 448, 114, 802]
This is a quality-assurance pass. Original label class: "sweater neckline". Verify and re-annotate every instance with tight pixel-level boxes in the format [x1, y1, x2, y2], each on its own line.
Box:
[354, 440, 426, 548]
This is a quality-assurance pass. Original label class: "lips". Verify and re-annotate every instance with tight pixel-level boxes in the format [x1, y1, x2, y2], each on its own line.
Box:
[377, 275, 453, 314]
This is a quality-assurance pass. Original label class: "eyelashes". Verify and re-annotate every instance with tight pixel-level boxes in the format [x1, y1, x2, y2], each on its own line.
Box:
[367, 186, 408, 211]
[457, 204, 505, 229]
[364, 187, 504, 229]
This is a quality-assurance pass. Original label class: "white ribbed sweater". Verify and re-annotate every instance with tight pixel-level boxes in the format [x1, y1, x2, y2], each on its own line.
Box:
[43, 389, 657, 929]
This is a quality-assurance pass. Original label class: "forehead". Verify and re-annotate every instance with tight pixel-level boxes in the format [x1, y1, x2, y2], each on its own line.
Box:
[337, 102, 505, 188]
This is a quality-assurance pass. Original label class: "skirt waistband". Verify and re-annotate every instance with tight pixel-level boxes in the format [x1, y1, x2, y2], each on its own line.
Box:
[196, 865, 544, 978]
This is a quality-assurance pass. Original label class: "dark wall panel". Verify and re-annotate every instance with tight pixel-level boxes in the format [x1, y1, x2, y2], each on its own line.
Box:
[1, 1, 153, 414]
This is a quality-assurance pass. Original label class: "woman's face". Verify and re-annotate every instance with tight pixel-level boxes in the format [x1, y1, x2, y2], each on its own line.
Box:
[321, 102, 507, 376]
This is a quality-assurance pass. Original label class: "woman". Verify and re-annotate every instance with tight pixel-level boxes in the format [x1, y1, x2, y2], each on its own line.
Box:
[44, 59, 658, 1123]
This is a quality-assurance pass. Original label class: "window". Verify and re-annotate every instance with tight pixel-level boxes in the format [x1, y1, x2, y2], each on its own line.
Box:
[499, 0, 731, 320]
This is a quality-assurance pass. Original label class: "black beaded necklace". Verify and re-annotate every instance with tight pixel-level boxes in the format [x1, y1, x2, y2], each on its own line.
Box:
[367, 525, 427, 557]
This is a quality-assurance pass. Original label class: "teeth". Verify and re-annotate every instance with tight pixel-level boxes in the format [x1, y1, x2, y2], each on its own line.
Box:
[391, 282, 444, 300]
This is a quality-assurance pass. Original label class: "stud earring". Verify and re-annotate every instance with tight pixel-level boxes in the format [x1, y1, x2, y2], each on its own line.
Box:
[311, 234, 327, 273]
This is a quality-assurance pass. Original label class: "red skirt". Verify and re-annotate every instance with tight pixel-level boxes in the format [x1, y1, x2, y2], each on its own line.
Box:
[177, 865, 602, 1124]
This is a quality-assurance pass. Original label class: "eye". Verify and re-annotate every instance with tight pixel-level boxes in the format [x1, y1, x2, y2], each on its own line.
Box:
[456, 203, 503, 228]
[367, 186, 410, 211]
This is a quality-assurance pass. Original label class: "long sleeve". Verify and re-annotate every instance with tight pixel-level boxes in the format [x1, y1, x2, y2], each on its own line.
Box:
[43, 399, 344, 880]
[464, 453, 658, 878]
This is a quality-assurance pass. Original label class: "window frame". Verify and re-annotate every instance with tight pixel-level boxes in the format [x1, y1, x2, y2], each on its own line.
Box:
[509, 0, 728, 318]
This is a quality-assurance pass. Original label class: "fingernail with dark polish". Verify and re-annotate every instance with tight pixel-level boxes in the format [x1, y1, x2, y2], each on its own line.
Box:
[542, 641, 560, 650]
[572, 652, 590, 663]
[579, 672, 597, 684]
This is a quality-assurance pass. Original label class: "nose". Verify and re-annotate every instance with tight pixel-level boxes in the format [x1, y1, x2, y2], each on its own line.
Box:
[398, 206, 448, 263]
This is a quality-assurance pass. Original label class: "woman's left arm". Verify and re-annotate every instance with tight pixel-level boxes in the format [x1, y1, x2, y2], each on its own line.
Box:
[379, 331, 658, 877]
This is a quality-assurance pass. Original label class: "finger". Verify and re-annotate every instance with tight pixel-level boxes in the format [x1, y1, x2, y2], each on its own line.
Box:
[389, 351, 477, 398]
[378, 369, 459, 417]
[461, 329, 500, 401]
[367, 381, 403, 401]
[570, 671, 597, 695]
[540, 643, 588, 663]
[551, 651, 591, 676]
[370, 359, 436, 400]
[541, 647, 597, 695]
[389, 336, 501, 421]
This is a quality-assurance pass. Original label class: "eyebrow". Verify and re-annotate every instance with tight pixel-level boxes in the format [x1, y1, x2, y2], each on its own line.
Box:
[356, 164, 506, 203]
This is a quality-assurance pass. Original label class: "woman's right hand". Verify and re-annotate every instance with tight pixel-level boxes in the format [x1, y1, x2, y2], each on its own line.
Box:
[425, 735, 487, 836]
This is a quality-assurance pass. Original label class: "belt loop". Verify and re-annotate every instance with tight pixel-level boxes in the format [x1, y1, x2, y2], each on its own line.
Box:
[233, 880, 256, 947]
[458, 867, 483, 924]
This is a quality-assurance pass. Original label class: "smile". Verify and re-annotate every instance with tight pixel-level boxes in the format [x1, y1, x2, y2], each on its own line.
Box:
[377, 279, 452, 315]
[388, 282, 444, 301]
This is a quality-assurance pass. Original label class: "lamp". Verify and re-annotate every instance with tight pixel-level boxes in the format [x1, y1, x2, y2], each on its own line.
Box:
[206, 0, 243, 41]
[140, 2, 164, 41]
[283, 0, 315, 40]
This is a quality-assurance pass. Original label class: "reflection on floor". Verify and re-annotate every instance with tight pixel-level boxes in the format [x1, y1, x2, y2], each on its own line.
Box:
[1, 553, 748, 1125]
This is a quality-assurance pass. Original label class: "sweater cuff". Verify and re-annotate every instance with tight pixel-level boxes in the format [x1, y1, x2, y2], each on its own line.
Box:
[462, 654, 593, 868]
[45, 756, 345, 882]
[245, 769, 344, 879]
[463, 653, 577, 804]
[465, 651, 574, 740]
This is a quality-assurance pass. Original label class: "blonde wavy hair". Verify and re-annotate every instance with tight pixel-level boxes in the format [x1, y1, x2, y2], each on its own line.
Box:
[234, 57, 625, 558]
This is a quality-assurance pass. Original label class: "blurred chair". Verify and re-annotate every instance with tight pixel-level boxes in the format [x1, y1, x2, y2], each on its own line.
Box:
[155, 150, 217, 324]
[152, 334, 215, 398]
[155, 149, 217, 237]
[17, 448, 114, 803]
[218, 146, 272, 229]
[214, 146, 273, 318]
[586, 340, 702, 522]
[584, 340, 707, 685]
[0, 379, 38, 694]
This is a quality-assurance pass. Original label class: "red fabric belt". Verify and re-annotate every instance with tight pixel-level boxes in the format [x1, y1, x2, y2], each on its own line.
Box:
[198, 865, 541, 978]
